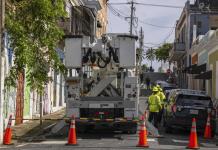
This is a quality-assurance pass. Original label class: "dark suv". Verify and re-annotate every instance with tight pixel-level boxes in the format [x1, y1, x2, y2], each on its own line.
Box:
[163, 89, 216, 136]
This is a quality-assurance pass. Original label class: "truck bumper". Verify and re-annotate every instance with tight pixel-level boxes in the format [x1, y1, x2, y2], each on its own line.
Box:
[66, 118, 138, 133]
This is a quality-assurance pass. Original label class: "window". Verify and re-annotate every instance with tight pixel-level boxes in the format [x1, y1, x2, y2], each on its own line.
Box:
[211, 27, 218, 30]
[176, 94, 212, 107]
[197, 21, 202, 28]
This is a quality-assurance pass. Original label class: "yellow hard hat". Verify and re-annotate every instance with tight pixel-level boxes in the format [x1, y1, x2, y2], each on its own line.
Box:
[158, 88, 163, 92]
[153, 87, 158, 92]
[156, 84, 161, 88]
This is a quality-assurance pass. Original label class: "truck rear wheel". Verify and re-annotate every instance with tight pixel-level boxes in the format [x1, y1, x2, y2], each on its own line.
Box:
[122, 127, 137, 134]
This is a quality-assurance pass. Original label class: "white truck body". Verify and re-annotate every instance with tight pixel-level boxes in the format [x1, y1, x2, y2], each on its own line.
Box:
[64, 34, 139, 133]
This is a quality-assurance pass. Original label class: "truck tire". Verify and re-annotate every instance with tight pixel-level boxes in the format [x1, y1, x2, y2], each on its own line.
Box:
[122, 127, 137, 134]
[77, 127, 87, 134]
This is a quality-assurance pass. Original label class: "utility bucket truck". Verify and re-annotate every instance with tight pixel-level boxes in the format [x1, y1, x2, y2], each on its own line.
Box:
[64, 33, 139, 133]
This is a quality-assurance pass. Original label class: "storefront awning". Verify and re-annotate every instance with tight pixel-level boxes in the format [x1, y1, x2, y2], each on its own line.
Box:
[194, 70, 212, 80]
[183, 64, 196, 72]
[186, 63, 207, 74]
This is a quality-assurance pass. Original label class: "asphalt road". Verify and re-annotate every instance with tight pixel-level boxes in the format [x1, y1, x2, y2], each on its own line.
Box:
[1, 97, 218, 150]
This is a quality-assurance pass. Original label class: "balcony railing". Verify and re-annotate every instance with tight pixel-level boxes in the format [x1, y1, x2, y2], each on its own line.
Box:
[169, 42, 185, 61]
[82, 0, 101, 11]
[58, 18, 71, 34]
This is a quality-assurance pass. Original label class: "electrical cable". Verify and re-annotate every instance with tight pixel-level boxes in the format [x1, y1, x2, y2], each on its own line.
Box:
[109, 2, 183, 9]
[108, 4, 175, 29]
[138, 19, 175, 28]
[134, 2, 183, 9]
[108, 2, 176, 48]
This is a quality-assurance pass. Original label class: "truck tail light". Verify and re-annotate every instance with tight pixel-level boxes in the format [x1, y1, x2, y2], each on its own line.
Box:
[171, 104, 177, 113]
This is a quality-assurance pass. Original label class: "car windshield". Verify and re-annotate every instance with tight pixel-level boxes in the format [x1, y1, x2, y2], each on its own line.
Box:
[176, 94, 212, 107]
[163, 87, 176, 91]
[165, 92, 169, 99]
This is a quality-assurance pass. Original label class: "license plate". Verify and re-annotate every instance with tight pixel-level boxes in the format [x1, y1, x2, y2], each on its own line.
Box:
[190, 109, 199, 115]
[89, 103, 114, 108]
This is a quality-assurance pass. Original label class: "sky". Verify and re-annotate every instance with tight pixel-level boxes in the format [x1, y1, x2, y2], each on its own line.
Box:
[107, 0, 188, 71]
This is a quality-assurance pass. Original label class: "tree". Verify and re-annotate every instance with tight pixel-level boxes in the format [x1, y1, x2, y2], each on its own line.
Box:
[141, 64, 148, 73]
[155, 43, 172, 70]
[5, 0, 67, 92]
[5, 0, 67, 124]
[145, 48, 155, 68]
[155, 43, 172, 63]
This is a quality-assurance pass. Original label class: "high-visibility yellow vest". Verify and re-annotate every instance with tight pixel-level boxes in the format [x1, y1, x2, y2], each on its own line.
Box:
[158, 92, 166, 104]
[148, 94, 162, 112]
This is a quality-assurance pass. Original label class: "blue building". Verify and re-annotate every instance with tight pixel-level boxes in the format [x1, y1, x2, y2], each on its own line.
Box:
[169, 0, 218, 88]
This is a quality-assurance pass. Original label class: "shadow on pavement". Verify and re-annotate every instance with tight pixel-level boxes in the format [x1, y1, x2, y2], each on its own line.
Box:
[158, 127, 218, 148]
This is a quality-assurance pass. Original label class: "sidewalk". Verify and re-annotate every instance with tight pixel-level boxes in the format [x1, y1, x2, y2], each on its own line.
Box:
[12, 108, 65, 141]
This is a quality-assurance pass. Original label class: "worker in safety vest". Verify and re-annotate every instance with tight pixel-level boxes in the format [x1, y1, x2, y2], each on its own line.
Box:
[148, 87, 162, 128]
[156, 85, 166, 124]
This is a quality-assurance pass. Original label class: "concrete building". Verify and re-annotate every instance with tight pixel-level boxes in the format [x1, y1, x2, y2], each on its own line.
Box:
[188, 29, 218, 99]
[169, 0, 218, 89]
[96, 0, 109, 38]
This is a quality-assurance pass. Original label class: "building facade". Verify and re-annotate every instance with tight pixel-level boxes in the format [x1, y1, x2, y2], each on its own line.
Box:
[1, 0, 107, 129]
[170, 0, 218, 89]
[96, 0, 108, 38]
[188, 29, 218, 99]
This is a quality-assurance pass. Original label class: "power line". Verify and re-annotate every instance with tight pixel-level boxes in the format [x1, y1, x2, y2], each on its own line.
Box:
[138, 19, 175, 28]
[108, 5, 126, 19]
[135, 2, 183, 9]
[109, 2, 183, 9]
[108, 2, 176, 47]
[162, 26, 175, 42]
[144, 42, 162, 46]
[108, 4, 176, 29]
[143, 27, 175, 49]
[109, 4, 129, 16]
[108, 3, 138, 34]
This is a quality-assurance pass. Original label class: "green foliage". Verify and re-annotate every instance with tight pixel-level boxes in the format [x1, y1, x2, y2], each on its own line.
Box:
[145, 48, 155, 67]
[136, 48, 145, 62]
[141, 64, 148, 72]
[155, 43, 172, 63]
[145, 48, 155, 62]
[5, 0, 67, 93]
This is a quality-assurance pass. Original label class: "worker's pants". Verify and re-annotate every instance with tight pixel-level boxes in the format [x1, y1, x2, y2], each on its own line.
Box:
[158, 108, 164, 124]
[148, 112, 159, 128]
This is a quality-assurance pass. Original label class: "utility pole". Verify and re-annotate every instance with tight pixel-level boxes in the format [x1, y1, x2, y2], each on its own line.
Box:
[125, 0, 136, 35]
[139, 27, 144, 75]
[130, 0, 134, 35]
[0, 0, 5, 143]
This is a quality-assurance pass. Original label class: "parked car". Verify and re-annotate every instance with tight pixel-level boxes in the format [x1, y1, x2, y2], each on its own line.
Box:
[164, 90, 171, 102]
[163, 89, 216, 136]
[155, 80, 177, 92]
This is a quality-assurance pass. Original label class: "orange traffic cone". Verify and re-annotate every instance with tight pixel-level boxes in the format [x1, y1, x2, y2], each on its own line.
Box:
[66, 115, 78, 146]
[3, 115, 13, 145]
[187, 118, 199, 149]
[137, 117, 149, 148]
[204, 114, 212, 139]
